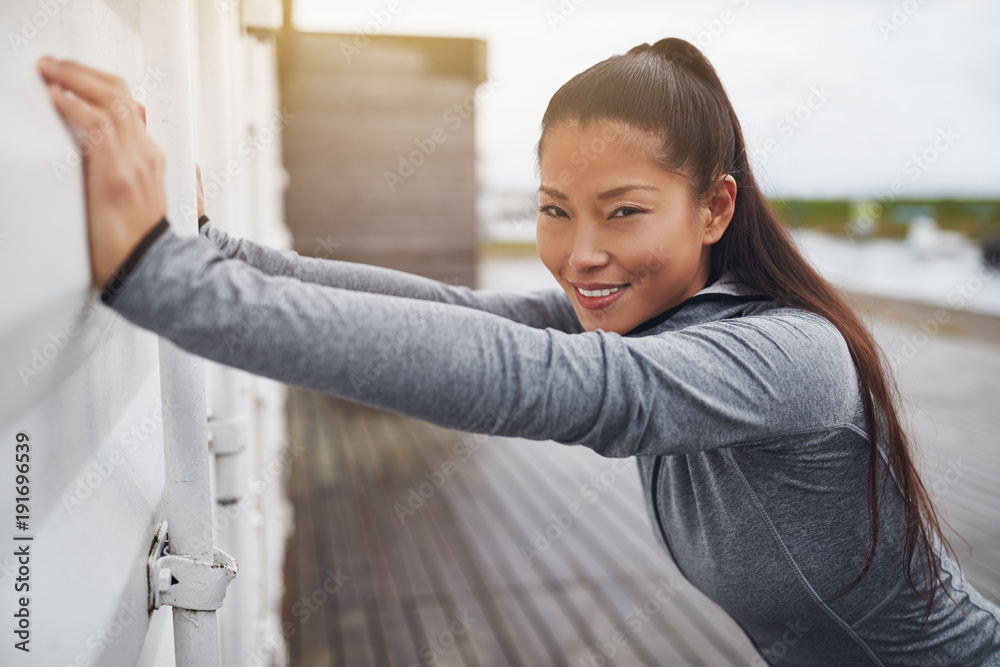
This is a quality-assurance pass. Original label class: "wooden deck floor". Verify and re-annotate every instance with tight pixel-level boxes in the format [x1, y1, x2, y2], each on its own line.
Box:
[280, 304, 1000, 667]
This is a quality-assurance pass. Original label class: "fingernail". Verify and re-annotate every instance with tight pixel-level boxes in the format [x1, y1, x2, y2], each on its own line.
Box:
[38, 55, 54, 71]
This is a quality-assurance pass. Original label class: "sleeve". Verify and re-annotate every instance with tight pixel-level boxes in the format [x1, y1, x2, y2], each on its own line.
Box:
[105, 223, 860, 458]
[197, 216, 583, 334]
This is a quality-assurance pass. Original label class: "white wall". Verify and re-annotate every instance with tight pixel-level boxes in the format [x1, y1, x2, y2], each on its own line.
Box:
[0, 1, 290, 665]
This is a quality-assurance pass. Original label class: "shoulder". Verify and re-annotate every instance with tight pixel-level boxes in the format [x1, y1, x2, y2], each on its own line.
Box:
[717, 306, 855, 381]
[644, 306, 861, 431]
[729, 306, 850, 354]
[659, 303, 850, 358]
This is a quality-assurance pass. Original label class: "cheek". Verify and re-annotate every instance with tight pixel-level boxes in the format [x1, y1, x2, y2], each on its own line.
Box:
[535, 227, 564, 274]
[627, 222, 699, 277]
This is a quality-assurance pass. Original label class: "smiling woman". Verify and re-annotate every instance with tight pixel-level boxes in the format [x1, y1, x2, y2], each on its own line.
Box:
[38, 36, 1000, 666]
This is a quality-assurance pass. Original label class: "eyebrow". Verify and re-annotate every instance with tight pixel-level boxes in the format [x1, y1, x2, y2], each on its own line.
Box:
[538, 184, 660, 201]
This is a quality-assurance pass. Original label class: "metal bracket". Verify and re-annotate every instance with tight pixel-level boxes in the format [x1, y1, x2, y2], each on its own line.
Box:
[207, 416, 248, 456]
[147, 521, 238, 613]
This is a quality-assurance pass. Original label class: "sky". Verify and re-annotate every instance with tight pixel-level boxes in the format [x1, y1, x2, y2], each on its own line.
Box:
[294, 0, 1000, 199]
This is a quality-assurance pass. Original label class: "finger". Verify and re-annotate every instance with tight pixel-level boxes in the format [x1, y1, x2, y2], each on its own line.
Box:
[40, 58, 147, 147]
[48, 83, 112, 137]
[38, 55, 120, 85]
[38, 57, 127, 114]
[38, 56, 146, 142]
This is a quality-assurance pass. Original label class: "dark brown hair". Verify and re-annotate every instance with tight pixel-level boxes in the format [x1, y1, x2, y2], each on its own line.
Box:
[535, 37, 958, 624]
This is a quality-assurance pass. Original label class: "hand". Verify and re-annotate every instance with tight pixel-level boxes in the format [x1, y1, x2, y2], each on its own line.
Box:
[37, 56, 167, 289]
[196, 163, 205, 220]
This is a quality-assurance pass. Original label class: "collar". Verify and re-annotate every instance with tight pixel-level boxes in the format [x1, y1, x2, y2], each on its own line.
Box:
[622, 270, 772, 337]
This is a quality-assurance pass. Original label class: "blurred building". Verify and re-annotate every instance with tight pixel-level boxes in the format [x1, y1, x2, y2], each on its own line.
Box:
[280, 32, 487, 287]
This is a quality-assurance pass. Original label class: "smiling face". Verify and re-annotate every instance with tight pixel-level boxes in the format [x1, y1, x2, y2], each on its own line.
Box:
[536, 119, 735, 334]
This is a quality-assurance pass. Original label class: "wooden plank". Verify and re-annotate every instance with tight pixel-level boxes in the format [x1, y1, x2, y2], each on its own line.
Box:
[308, 391, 390, 665]
[495, 441, 726, 666]
[333, 400, 435, 664]
[514, 442, 756, 665]
[375, 414, 524, 666]
[343, 401, 478, 665]
[409, 423, 602, 660]
[284, 389, 342, 666]
[408, 420, 581, 667]
[299, 395, 372, 667]
[474, 439, 661, 666]
[872, 313, 1000, 614]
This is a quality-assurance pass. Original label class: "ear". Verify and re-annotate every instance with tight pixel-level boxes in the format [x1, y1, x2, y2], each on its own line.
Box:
[703, 174, 736, 246]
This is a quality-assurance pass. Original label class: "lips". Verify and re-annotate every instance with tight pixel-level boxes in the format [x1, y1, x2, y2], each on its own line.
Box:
[571, 282, 630, 310]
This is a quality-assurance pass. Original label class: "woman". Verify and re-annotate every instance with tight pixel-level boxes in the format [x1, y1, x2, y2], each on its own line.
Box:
[38, 38, 1000, 665]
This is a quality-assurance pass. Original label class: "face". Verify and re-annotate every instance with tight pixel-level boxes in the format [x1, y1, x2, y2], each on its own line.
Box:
[536, 119, 735, 334]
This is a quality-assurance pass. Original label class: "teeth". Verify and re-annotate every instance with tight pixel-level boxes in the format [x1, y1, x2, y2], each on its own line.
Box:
[577, 285, 626, 298]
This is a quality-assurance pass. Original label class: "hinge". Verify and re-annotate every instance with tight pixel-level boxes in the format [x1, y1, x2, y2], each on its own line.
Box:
[207, 416, 248, 456]
[147, 521, 238, 613]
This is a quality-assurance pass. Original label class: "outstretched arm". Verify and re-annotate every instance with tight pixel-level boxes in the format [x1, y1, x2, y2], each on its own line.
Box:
[104, 221, 860, 458]
[39, 54, 857, 458]
[197, 216, 583, 334]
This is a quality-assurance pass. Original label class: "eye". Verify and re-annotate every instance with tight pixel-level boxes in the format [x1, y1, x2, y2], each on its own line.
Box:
[538, 204, 567, 218]
[610, 206, 645, 219]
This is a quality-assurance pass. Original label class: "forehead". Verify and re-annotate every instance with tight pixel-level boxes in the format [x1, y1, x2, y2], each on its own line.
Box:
[540, 119, 662, 167]
[539, 119, 691, 198]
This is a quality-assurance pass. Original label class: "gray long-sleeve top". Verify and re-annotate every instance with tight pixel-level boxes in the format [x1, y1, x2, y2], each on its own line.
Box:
[101, 218, 1000, 665]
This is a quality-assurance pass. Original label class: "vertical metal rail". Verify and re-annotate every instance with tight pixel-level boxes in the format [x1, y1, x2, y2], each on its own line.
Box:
[141, 0, 221, 664]
[196, 1, 254, 663]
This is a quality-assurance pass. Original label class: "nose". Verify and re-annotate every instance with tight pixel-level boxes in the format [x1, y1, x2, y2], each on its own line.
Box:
[567, 225, 611, 274]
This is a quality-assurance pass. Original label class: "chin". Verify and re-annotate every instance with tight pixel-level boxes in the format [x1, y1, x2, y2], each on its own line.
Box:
[578, 313, 624, 335]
